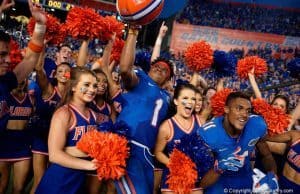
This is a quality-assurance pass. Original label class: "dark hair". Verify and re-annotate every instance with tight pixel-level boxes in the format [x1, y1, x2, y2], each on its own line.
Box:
[0, 30, 10, 43]
[151, 57, 174, 80]
[203, 87, 216, 96]
[57, 44, 72, 52]
[58, 67, 97, 107]
[58, 62, 71, 67]
[271, 94, 289, 113]
[168, 83, 197, 117]
[225, 91, 251, 106]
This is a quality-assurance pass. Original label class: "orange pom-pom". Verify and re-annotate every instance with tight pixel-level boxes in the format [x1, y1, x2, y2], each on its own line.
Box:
[110, 38, 125, 64]
[210, 88, 233, 116]
[100, 16, 125, 42]
[64, 7, 103, 40]
[237, 56, 267, 79]
[77, 130, 129, 180]
[9, 40, 23, 71]
[184, 40, 213, 72]
[166, 149, 198, 194]
[252, 98, 290, 136]
[116, 0, 164, 25]
[27, 14, 65, 45]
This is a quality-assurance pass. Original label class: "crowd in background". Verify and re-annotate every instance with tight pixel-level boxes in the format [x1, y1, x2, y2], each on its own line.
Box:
[176, 0, 300, 37]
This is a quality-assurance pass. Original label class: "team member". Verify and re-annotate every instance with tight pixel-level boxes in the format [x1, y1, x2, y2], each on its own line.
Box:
[155, 83, 203, 193]
[35, 67, 99, 194]
[114, 26, 173, 194]
[198, 92, 278, 193]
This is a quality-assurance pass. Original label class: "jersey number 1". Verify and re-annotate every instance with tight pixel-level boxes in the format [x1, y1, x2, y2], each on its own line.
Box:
[151, 99, 163, 127]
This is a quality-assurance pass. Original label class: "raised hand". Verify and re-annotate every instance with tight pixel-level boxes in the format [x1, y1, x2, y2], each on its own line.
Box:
[0, 0, 15, 14]
[158, 21, 168, 38]
[28, 0, 46, 25]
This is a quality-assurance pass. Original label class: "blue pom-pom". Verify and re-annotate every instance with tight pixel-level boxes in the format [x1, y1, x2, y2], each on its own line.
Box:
[135, 49, 151, 73]
[212, 50, 237, 77]
[98, 120, 129, 138]
[175, 133, 214, 180]
[287, 58, 300, 79]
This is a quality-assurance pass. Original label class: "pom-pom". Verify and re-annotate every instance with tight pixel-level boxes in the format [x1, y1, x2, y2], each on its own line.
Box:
[184, 40, 213, 72]
[287, 58, 300, 79]
[176, 133, 214, 181]
[110, 38, 125, 64]
[64, 7, 103, 40]
[237, 56, 267, 79]
[252, 98, 290, 136]
[210, 88, 233, 116]
[27, 14, 65, 45]
[76, 130, 129, 180]
[9, 40, 23, 71]
[134, 49, 151, 73]
[100, 16, 125, 42]
[212, 50, 237, 77]
[166, 149, 198, 193]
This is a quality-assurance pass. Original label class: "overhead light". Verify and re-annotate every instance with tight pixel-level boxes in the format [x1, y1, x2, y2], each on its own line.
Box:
[51, 8, 55, 12]
[12, 8, 16, 11]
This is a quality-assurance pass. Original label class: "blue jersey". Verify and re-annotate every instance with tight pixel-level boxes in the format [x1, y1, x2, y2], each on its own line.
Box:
[287, 139, 300, 173]
[44, 58, 57, 83]
[116, 69, 170, 149]
[161, 116, 202, 191]
[89, 101, 111, 124]
[198, 115, 267, 193]
[0, 72, 18, 131]
[165, 116, 200, 154]
[66, 104, 98, 147]
[7, 93, 34, 121]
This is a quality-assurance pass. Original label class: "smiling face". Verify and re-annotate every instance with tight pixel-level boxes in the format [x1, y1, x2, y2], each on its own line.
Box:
[55, 64, 71, 83]
[174, 88, 196, 119]
[224, 97, 251, 132]
[72, 73, 98, 103]
[194, 92, 203, 113]
[96, 72, 108, 96]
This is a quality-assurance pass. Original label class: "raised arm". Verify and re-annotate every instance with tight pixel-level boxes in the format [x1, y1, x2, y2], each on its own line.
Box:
[151, 21, 168, 62]
[13, 0, 46, 83]
[288, 102, 300, 130]
[119, 26, 139, 90]
[190, 72, 208, 90]
[76, 40, 89, 67]
[0, 0, 15, 16]
[92, 36, 120, 98]
[248, 68, 262, 98]
[35, 48, 53, 98]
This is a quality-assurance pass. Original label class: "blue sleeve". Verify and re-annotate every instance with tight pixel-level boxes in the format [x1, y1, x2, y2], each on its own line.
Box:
[246, 115, 267, 138]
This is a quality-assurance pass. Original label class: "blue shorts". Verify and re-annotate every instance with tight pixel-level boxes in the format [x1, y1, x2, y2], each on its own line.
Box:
[36, 163, 86, 194]
[114, 140, 154, 194]
[0, 129, 32, 161]
[279, 175, 300, 193]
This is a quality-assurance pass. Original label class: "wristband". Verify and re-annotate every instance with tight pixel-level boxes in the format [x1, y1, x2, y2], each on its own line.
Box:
[34, 23, 46, 34]
[28, 41, 43, 53]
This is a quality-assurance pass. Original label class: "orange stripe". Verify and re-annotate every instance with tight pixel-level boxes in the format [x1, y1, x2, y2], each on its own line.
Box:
[117, 181, 127, 194]
[166, 119, 174, 142]
[125, 174, 137, 194]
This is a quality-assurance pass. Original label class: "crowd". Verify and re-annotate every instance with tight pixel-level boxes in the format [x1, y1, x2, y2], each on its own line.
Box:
[0, 0, 299, 194]
[176, 0, 300, 37]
